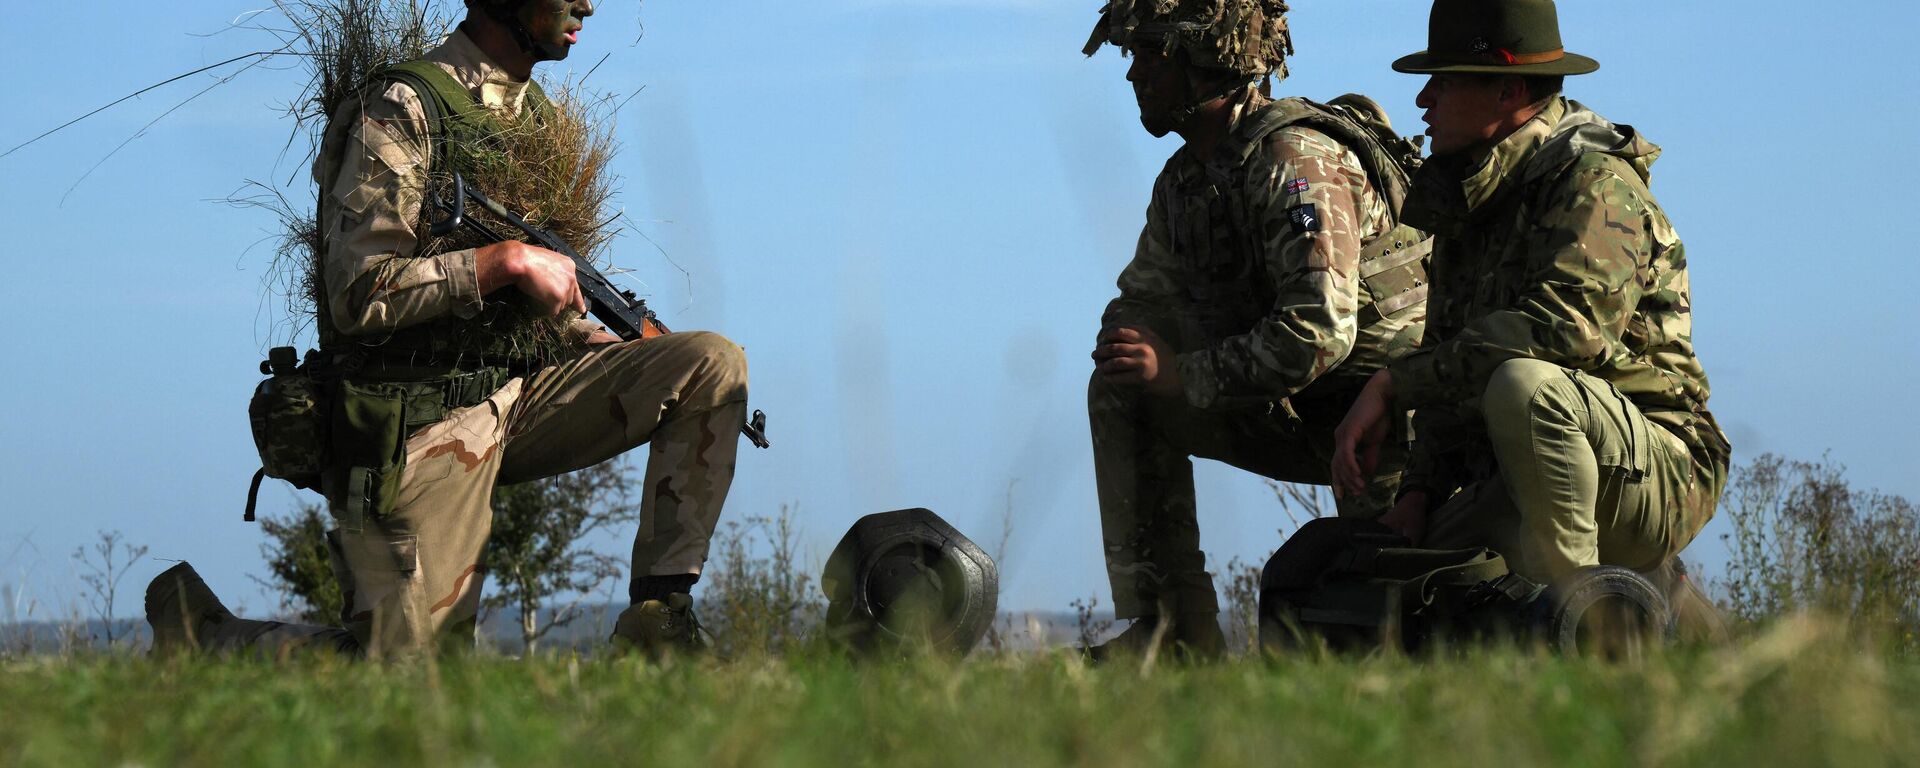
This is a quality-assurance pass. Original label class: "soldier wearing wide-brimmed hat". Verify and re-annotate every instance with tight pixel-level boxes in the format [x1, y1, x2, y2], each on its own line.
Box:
[1079, 0, 1434, 660]
[1331, 0, 1730, 639]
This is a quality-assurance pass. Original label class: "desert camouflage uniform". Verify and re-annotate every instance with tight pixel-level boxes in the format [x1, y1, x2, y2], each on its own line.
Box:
[1094, 90, 1425, 619]
[205, 30, 748, 657]
[1390, 97, 1730, 581]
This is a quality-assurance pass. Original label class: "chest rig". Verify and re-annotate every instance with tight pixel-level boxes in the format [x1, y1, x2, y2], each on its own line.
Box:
[307, 62, 567, 526]
[316, 60, 563, 376]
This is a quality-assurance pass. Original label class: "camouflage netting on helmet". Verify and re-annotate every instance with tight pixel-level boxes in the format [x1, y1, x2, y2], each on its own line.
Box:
[1083, 0, 1295, 81]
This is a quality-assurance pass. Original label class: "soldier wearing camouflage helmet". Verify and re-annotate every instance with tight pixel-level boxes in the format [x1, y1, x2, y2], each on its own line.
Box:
[1083, 0, 1432, 658]
[145, 0, 753, 659]
[1331, 0, 1731, 631]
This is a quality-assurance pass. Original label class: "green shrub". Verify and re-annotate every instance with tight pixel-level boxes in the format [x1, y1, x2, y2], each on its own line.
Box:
[699, 507, 825, 657]
[1717, 454, 1920, 647]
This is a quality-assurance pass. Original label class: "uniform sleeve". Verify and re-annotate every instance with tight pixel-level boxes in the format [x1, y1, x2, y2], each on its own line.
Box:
[1174, 128, 1368, 409]
[321, 80, 484, 337]
[1389, 157, 1650, 408]
[1101, 176, 1183, 336]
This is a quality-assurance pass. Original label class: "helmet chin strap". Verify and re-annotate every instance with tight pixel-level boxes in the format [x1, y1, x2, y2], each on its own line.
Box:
[1166, 74, 1264, 131]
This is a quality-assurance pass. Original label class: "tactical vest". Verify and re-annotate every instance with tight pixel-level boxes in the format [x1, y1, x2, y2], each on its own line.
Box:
[1182, 96, 1430, 378]
[316, 59, 564, 375]
[1234, 95, 1429, 322]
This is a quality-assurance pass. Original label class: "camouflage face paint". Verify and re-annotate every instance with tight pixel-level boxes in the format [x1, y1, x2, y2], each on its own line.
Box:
[517, 0, 594, 62]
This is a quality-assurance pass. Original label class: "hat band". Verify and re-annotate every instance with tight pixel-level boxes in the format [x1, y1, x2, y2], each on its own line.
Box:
[1433, 47, 1565, 67]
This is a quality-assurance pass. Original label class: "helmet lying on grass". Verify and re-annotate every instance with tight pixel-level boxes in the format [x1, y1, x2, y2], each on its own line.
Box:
[822, 508, 999, 656]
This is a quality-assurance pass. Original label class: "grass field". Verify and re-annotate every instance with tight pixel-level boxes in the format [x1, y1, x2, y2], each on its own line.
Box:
[2, 617, 1913, 767]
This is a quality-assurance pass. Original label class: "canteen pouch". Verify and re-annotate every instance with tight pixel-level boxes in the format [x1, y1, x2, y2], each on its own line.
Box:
[248, 347, 328, 492]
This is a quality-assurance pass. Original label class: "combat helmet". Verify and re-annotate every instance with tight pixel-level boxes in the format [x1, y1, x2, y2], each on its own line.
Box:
[1082, 0, 1296, 82]
[822, 508, 999, 656]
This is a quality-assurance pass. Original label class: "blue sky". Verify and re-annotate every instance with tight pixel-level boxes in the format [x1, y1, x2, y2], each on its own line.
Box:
[1, 0, 1916, 619]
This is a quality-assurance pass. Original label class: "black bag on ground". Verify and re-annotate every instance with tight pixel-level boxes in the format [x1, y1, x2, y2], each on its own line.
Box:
[1258, 518, 1538, 653]
[1259, 518, 1676, 655]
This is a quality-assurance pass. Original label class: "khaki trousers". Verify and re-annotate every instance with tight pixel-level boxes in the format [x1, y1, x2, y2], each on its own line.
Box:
[1089, 373, 1402, 619]
[211, 331, 749, 658]
[1423, 359, 1720, 581]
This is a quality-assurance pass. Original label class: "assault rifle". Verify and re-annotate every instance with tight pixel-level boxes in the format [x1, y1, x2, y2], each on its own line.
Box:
[430, 171, 770, 448]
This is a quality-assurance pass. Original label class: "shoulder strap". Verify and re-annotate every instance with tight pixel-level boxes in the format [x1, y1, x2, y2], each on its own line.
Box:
[525, 78, 555, 123]
[375, 60, 556, 164]
[1227, 96, 1434, 324]
[372, 60, 473, 179]
[1224, 95, 1423, 214]
[379, 59, 478, 126]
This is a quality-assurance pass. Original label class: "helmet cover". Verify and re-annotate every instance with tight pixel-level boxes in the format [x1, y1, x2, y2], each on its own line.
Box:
[1083, 0, 1295, 81]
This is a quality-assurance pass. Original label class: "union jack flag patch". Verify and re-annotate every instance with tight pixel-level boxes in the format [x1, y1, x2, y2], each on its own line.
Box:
[1283, 177, 1311, 195]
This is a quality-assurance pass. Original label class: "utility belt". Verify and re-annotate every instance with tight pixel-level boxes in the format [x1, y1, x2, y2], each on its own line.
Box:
[244, 346, 518, 525]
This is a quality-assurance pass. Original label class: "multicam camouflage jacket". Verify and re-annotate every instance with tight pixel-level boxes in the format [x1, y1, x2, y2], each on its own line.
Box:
[1388, 97, 1732, 495]
[1104, 92, 1427, 411]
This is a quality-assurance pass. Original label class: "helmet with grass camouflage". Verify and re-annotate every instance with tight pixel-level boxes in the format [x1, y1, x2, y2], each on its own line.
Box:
[1082, 0, 1296, 81]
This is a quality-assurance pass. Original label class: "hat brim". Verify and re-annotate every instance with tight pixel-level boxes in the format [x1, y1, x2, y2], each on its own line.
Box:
[1391, 50, 1599, 76]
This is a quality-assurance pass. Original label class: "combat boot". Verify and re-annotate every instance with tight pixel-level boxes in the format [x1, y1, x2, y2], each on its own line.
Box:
[145, 562, 234, 656]
[609, 593, 710, 659]
[1646, 557, 1730, 646]
[1084, 612, 1225, 664]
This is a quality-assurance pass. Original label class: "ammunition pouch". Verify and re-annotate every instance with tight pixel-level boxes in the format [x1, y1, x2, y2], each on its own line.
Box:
[1356, 225, 1431, 325]
[242, 342, 512, 525]
[328, 366, 513, 531]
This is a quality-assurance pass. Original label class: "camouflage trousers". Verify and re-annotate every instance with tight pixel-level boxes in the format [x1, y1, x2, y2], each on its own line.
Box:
[1422, 359, 1724, 582]
[1090, 373, 1403, 620]
[206, 331, 749, 658]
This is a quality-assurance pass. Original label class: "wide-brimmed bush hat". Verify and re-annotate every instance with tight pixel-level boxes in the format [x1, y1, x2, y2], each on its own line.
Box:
[1392, 0, 1599, 76]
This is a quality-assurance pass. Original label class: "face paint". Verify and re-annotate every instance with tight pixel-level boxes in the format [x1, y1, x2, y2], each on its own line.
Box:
[515, 0, 594, 62]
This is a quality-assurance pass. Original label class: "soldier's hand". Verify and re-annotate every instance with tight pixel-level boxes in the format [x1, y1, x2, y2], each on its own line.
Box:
[1332, 369, 1396, 500]
[1093, 326, 1182, 397]
[1380, 490, 1430, 545]
[478, 241, 587, 317]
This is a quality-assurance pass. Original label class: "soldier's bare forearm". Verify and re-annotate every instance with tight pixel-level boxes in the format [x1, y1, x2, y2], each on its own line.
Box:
[474, 241, 585, 316]
[475, 241, 527, 296]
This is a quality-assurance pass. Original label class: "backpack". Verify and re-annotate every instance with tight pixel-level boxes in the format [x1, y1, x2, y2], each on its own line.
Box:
[1258, 518, 1538, 653]
[1219, 94, 1433, 326]
[1259, 518, 1679, 655]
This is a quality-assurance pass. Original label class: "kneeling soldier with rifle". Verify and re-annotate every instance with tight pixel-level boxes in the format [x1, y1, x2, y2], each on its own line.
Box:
[148, 0, 758, 659]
